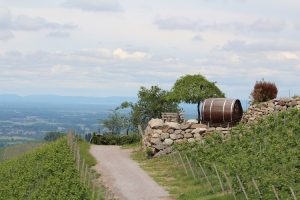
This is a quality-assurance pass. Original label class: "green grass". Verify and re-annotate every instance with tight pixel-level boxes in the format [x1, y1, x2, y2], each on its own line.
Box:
[78, 139, 97, 168]
[121, 141, 141, 149]
[132, 149, 233, 200]
[0, 142, 44, 162]
[0, 137, 90, 199]
[177, 108, 300, 199]
[77, 138, 108, 199]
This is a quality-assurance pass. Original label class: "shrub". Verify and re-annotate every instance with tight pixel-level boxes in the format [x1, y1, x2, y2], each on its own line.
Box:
[91, 133, 141, 145]
[251, 80, 278, 102]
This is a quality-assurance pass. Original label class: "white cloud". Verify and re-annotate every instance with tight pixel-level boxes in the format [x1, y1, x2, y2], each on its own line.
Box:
[192, 34, 203, 41]
[47, 31, 70, 38]
[0, 10, 76, 32]
[155, 17, 286, 33]
[277, 52, 298, 60]
[229, 54, 241, 64]
[0, 30, 14, 40]
[62, 0, 122, 12]
[221, 40, 300, 52]
[113, 48, 151, 61]
[295, 22, 300, 30]
[51, 64, 72, 75]
[250, 19, 286, 32]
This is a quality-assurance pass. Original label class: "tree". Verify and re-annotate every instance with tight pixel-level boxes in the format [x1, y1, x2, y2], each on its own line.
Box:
[102, 110, 129, 134]
[118, 86, 180, 128]
[168, 74, 225, 123]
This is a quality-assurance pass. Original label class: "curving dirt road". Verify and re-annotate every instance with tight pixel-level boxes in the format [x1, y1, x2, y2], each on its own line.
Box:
[90, 145, 171, 200]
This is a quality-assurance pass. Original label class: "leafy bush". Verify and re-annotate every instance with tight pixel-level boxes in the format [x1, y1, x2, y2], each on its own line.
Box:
[91, 133, 141, 145]
[251, 80, 278, 102]
[176, 109, 300, 199]
[0, 138, 89, 199]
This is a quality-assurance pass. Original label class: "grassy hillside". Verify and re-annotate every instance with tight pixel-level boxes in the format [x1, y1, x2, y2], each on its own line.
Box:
[0, 142, 43, 162]
[0, 138, 90, 200]
[177, 108, 300, 199]
[133, 108, 299, 200]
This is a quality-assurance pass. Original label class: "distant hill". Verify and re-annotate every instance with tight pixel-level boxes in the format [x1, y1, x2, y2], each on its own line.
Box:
[0, 94, 137, 105]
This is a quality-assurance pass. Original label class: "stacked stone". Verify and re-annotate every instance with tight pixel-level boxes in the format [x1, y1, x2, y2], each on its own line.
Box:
[242, 97, 300, 123]
[143, 119, 231, 157]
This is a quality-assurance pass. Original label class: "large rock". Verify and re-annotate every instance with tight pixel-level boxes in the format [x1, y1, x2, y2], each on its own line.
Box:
[145, 126, 154, 135]
[153, 147, 172, 157]
[153, 143, 166, 150]
[174, 130, 182, 135]
[177, 134, 184, 139]
[192, 128, 207, 134]
[165, 122, 181, 129]
[167, 129, 174, 134]
[185, 129, 192, 133]
[184, 133, 193, 138]
[150, 138, 161, 145]
[170, 134, 177, 140]
[153, 129, 163, 135]
[148, 118, 164, 129]
[180, 123, 191, 130]
[164, 139, 174, 146]
[161, 132, 170, 140]
[207, 127, 216, 132]
[191, 123, 208, 129]
[290, 100, 298, 107]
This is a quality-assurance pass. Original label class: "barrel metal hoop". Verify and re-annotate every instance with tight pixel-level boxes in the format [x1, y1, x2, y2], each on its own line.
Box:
[230, 100, 235, 122]
[222, 99, 227, 123]
[202, 99, 206, 121]
[210, 99, 215, 123]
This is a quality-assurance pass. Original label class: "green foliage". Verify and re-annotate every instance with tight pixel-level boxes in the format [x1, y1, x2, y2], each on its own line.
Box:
[251, 80, 278, 102]
[0, 138, 90, 200]
[78, 139, 97, 168]
[168, 74, 224, 122]
[176, 109, 300, 199]
[91, 133, 141, 145]
[119, 85, 180, 128]
[132, 150, 232, 200]
[102, 110, 130, 134]
[44, 132, 65, 141]
[145, 147, 153, 158]
[168, 74, 225, 104]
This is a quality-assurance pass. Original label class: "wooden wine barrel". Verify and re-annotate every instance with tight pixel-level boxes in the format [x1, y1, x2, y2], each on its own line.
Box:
[201, 98, 243, 125]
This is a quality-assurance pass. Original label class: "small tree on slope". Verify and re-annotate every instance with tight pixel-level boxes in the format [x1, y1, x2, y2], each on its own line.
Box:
[168, 74, 225, 123]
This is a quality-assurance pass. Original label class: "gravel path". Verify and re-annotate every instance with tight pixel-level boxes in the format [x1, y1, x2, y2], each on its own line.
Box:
[90, 145, 171, 200]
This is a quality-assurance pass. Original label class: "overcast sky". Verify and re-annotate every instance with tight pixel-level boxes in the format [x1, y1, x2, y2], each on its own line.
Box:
[0, 0, 299, 99]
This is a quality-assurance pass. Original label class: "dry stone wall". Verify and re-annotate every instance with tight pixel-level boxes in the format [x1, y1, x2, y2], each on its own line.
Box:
[143, 119, 231, 157]
[242, 97, 300, 123]
[143, 97, 300, 157]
